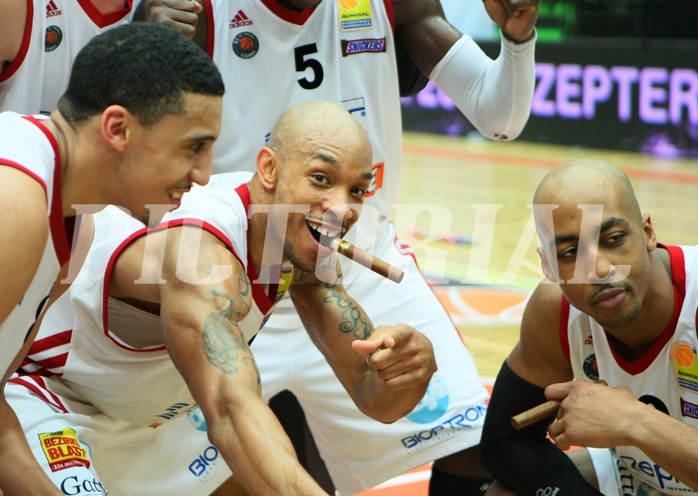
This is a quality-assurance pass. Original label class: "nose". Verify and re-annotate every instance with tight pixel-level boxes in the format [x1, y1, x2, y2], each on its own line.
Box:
[322, 189, 360, 227]
[586, 248, 616, 283]
[190, 155, 212, 186]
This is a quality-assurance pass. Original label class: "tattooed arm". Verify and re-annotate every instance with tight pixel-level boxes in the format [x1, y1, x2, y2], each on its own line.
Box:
[288, 262, 437, 423]
[112, 226, 329, 496]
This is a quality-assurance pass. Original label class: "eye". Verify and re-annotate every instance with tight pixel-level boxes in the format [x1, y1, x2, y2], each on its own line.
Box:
[311, 174, 329, 185]
[603, 232, 625, 246]
[557, 246, 577, 260]
[351, 186, 366, 198]
[191, 142, 205, 153]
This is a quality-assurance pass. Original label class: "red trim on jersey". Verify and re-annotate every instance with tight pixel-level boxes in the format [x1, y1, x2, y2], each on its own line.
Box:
[19, 333, 64, 376]
[77, 0, 134, 28]
[25, 116, 71, 266]
[231, 183, 280, 313]
[260, 0, 315, 25]
[0, 0, 33, 82]
[0, 159, 46, 195]
[383, 0, 395, 33]
[101, 226, 167, 352]
[203, 0, 215, 57]
[609, 244, 686, 375]
[559, 297, 571, 364]
[8, 375, 69, 413]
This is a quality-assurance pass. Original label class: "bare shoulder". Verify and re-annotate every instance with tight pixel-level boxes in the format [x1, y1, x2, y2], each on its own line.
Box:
[508, 281, 573, 386]
[0, 0, 29, 70]
[390, 0, 461, 75]
[0, 166, 49, 321]
[391, 0, 444, 26]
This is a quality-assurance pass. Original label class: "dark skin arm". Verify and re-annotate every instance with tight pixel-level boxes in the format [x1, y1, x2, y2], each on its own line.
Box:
[138, 0, 540, 69]
[288, 260, 436, 423]
[392, 0, 540, 77]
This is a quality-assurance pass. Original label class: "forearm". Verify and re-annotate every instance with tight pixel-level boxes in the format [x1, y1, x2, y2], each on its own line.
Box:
[0, 396, 62, 495]
[480, 361, 600, 495]
[204, 393, 327, 495]
[429, 31, 536, 140]
[628, 405, 698, 490]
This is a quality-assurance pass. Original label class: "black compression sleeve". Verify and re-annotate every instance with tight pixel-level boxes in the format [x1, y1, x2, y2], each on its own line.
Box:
[479, 361, 602, 496]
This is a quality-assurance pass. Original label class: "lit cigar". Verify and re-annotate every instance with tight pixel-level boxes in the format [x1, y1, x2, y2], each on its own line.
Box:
[511, 380, 607, 430]
[326, 238, 404, 283]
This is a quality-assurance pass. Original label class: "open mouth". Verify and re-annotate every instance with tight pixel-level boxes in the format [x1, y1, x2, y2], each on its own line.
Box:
[306, 221, 341, 247]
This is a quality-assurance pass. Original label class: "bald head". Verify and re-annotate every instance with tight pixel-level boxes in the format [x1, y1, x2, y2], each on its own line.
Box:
[534, 160, 641, 224]
[267, 100, 371, 163]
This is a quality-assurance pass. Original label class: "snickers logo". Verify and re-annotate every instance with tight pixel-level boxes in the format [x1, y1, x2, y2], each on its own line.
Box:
[341, 37, 386, 56]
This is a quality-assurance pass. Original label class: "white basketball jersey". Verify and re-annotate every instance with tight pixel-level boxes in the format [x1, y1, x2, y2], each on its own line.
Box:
[0, 112, 69, 375]
[204, 0, 402, 248]
[0, 0, 136, 114]
[16, 173, 292, 428]
[564, 244, 698, 495]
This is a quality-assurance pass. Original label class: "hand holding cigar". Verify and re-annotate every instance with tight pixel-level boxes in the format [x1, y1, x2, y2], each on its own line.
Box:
[324, 237, 404, 284]
[511, 380, 608, 430]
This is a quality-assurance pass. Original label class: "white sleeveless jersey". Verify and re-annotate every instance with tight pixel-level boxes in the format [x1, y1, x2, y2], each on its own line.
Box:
[564, 244, 698, 495]
[204, 0, 401, 248]
[0, 0, 136, 114]
[0, 112, 69, 375]
[15, 173, 292, 428]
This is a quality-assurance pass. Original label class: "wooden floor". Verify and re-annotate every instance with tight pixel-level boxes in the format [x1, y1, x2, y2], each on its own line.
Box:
[220, 131, 698, 495]
[397, 131, 698, 380]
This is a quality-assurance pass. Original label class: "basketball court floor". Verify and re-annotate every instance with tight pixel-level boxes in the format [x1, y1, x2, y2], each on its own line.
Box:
[224, 130, 698, 495]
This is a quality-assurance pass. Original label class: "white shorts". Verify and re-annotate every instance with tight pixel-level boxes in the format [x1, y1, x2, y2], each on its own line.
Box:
[6, 377, 113, 495]
[8, 376, 232, 496]
[253, 222, 489, 495]
[588, 447, 620, 495]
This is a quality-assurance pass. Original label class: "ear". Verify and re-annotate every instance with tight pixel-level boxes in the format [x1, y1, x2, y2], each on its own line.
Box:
[100, 105, 131, 151]
[256, 147, 278, 191]
[642, 213, 658, 252]
[537, 246, 559, 283]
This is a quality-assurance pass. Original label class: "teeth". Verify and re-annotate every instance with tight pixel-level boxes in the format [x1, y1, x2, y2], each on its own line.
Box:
[307, 222, 339, 238]
[169, 190, 183, 200]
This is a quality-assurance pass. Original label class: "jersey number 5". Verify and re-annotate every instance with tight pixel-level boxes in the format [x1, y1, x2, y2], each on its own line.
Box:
[295, 43, 324, 90]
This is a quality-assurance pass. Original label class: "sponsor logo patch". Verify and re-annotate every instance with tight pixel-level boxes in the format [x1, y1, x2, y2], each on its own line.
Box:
[670, 341, 698, 393]
[229, 9, 253, 28]
[232, 32, 259, 59]
[337, 0, 372, 30]
[45, 25, 63, 52]
[46, 0, 62, 17]
[39, 428, 90, 472]
[341, 37, 386, 56]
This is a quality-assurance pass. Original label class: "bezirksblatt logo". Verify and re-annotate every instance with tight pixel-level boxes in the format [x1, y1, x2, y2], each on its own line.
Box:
[39, 428, 90, 472]
[337, 0, 372, 31]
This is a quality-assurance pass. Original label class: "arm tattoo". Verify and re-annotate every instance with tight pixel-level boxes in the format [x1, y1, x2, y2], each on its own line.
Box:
[323, 282, 372, 340]
[201, 289, 258, 381]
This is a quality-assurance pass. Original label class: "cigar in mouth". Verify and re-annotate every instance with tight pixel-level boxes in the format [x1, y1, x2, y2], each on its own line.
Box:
[323, 237, 404, 284]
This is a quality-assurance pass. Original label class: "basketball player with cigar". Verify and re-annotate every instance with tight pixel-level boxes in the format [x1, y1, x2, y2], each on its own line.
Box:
[8, 100, 437, 495]
[480, 160, 698, 495]
[139, 0, 541, 492]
